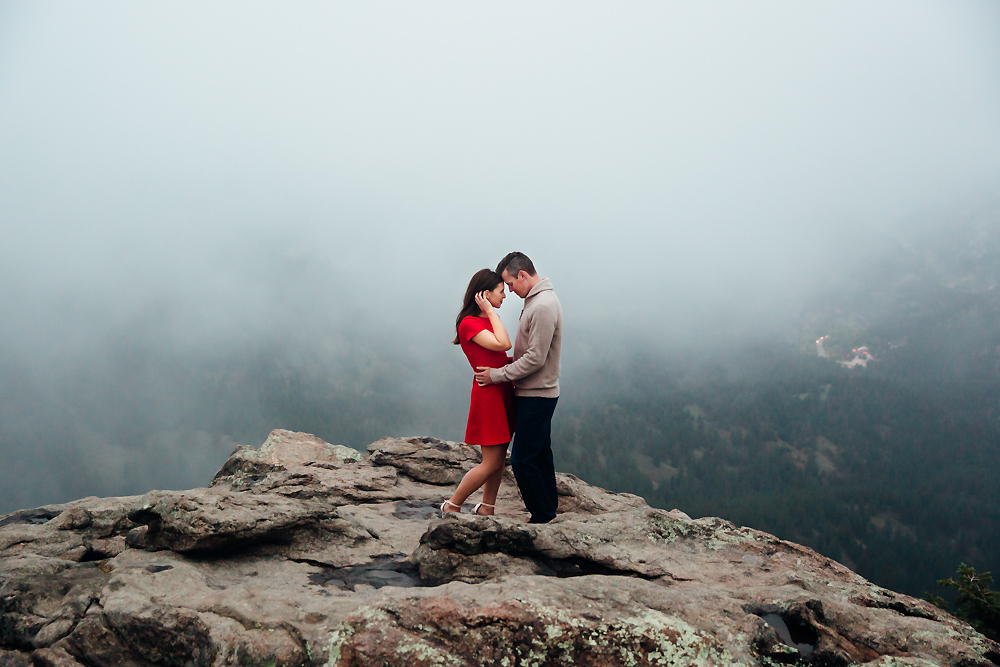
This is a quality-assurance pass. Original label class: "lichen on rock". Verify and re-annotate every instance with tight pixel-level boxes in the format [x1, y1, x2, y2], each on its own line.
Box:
[0, 430, 997, 667]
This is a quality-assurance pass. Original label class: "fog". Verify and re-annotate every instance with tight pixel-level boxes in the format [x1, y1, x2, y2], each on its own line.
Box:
[2, 2, 1000, 513]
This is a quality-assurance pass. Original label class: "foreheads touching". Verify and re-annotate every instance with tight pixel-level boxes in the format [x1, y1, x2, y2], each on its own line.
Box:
[496, 252, 538, 298]
[496, 252, 536, 280]
[465, 269, 504, 304]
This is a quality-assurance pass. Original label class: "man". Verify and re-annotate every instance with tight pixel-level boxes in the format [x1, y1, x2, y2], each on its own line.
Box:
[474, 252, 562, 524]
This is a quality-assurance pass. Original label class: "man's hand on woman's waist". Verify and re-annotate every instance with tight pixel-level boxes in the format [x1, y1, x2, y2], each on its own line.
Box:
[474, 366, 495, 386]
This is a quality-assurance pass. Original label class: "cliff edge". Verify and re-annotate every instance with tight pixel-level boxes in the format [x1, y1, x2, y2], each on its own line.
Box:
[1, 430, 997, 667]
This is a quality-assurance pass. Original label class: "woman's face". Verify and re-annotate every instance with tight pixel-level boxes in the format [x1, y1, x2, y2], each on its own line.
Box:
[486, 283, 505, 309]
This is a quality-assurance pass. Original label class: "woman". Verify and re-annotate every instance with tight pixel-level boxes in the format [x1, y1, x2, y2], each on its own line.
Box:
[441, 269, 516, 517]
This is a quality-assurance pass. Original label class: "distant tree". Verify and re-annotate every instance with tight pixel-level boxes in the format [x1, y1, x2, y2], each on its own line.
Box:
[925, 563, 1000, 641]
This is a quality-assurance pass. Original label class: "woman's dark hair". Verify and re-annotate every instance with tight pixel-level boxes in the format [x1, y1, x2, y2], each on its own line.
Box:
[453, 269, 503, 344]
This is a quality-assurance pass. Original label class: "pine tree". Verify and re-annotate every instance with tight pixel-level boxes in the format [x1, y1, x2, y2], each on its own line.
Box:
[925, 563, 1000, 641]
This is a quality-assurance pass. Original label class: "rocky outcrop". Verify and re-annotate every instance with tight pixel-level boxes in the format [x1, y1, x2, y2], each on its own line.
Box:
[1, 429, 997, 666]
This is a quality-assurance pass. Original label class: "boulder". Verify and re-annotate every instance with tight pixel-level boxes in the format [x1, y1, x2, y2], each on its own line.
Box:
[211, 429, 361, 485]
[0, 431, 996, 667]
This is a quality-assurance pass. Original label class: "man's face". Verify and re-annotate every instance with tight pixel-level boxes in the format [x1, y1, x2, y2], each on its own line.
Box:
[502, 269, 529, 298]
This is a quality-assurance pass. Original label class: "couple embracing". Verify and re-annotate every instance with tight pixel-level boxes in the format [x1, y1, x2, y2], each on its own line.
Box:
[441, 252, 562, 525]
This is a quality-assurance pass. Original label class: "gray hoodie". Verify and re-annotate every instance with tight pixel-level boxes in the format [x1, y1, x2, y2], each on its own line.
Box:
[489, 278, 562, 398]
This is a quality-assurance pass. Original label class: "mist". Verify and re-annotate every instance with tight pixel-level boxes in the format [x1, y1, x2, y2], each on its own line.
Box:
[2, 1, 1000, 522]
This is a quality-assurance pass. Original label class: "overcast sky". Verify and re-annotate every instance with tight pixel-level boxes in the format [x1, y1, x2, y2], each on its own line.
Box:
[2, 2, 1000, 511]
[2, 1, 999, 352]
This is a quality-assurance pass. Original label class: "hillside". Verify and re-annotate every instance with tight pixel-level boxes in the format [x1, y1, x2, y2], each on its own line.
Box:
[554, 219, 1000, 598]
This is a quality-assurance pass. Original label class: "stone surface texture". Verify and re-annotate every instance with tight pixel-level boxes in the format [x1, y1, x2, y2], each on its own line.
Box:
[1, 429, 996, 667]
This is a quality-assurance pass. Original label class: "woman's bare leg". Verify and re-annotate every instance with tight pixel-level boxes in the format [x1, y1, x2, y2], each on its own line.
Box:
[477, 444, 509, 515]
[445, 443, 508, 512]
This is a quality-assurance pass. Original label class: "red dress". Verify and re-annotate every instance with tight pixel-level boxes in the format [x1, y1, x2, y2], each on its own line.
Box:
[458, 316, 516, 446]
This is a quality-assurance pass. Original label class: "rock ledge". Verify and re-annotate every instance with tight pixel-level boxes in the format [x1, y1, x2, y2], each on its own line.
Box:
[1, 429, 997, 666]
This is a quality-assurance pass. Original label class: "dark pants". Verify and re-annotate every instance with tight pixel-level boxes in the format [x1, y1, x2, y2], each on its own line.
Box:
[510, 396, 559, 523]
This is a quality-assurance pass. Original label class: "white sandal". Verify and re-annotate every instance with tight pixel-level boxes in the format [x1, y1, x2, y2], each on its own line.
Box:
[472, 502, 495, 516]
[440, 500, 462, 517]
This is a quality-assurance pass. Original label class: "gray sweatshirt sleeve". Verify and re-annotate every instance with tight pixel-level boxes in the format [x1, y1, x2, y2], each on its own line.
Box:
[490, 300, 558, 383]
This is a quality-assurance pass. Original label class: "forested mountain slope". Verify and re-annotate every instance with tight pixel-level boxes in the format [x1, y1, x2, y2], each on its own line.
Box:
[554, 218, 1000, 597]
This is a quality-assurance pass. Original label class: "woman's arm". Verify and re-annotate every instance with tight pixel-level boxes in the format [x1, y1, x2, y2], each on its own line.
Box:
[471, 291, 512, 351]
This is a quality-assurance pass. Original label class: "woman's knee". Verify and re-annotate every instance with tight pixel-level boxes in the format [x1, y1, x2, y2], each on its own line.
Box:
[479, 453, 504, 472]
[481, 458, 504, 475]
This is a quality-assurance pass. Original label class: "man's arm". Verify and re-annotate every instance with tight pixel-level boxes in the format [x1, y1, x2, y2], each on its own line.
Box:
[489, 300, 558, 384]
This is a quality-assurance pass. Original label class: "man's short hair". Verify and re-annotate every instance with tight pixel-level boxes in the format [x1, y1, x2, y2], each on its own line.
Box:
[496, 252, 536, 278]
